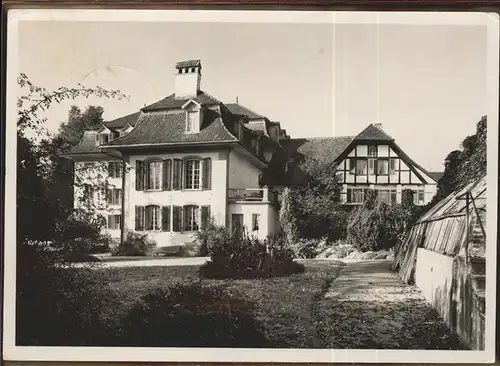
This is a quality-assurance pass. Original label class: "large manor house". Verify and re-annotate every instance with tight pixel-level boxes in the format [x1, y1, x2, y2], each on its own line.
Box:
[68, 60, 442, 249]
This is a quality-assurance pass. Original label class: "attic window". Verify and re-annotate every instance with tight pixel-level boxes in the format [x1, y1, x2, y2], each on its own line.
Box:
[186, 111, 200, 133]
[95, 134, 110, 145]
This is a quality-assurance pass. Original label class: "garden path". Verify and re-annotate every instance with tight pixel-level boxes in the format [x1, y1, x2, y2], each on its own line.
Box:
[313, 260, 467, 349]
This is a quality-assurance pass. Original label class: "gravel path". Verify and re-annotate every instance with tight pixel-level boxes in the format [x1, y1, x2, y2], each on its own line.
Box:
[312, 260, 467, 349]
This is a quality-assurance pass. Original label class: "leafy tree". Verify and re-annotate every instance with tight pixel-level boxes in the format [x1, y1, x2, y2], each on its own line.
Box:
[279, 187, 299, 245]
[430, 116, 487, 206]
[16, 74, 126, 345]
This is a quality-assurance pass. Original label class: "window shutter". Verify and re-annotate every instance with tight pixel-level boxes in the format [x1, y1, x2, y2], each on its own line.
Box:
[172, 206, 182, 232]
[173, 159, 182, 190]
[106, 189, 112, 205]
[135, 206, 144, 230]
[162, 206, 171, 232]
[108, 162, 113, 177]
[201, 205, 211, 230]
[163, 159, 172, 191]
[136, 161, 144, 191]
[183, 205, 190, 231]
[202, 158, 212, 190]
[107, 215, 112, 229]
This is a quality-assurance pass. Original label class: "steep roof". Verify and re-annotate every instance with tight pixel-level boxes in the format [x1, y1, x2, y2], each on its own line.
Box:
[282, 136, 355, 161]
[104, 109, 237, 147]
[428, 171, 444, 182]
[141, 91, 221, 112]
[354, 124, 394, 141]
[104, 111, 140, 130]
[225, 103, 263, 120]
[70, 132, 100, 154]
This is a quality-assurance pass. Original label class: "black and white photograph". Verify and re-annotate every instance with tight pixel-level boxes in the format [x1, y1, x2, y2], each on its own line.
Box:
[3, 9, 499, 363]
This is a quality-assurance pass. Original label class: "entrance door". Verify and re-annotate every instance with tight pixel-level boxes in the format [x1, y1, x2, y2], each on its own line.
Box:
[231, 214, 244, 240]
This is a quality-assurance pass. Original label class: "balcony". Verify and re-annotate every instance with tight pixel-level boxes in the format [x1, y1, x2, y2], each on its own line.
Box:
[228, 188, 275, 204]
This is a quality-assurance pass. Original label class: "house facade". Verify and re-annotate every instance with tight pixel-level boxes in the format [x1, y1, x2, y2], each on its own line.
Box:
[68, 59, 440, 250]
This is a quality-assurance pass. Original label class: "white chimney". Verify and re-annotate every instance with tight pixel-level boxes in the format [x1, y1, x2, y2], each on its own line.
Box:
[174, 60, 201, 99]
[374, 123, 383, 130]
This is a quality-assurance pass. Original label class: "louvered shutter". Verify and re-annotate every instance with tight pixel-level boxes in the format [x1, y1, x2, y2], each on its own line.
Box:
[162, 206, 171, 232]
[201, 205, 211, 230]
[135, 161, 144, 191]
[106, 189, 112, 205]
[163, 159, 172, 191]
[172, 206, 182, 232]
[183, 205, 190, 231]
[135, 206, 144, 230]
[173, 159, 182, 190]
[202, 158, 212, 190]
[107, 162, 113, 177]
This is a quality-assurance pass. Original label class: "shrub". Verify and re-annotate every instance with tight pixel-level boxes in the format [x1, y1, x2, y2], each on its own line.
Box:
[289, 237, 329, 259]
[114, 230, 148, 256]
[346, 191, 399, 252]
[199, 227, 304, 279]
[346, 190, 424, 252]
[16, 241, 112, 346]
[118, 282, 268, 347]
[52, 209, 112, 261]
[195, 222, 231, 257]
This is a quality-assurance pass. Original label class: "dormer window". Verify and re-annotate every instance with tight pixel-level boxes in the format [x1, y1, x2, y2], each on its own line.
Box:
[95, 133, 110, 145]
[186, 111, 199, 133]
[182, 100, 202, 133]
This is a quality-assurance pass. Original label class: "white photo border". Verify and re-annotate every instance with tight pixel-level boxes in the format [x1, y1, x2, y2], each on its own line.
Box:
[3, 9, 499, 364]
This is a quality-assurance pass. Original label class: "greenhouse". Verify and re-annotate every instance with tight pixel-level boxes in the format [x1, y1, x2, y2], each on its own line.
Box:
[393, 176, 486, 350]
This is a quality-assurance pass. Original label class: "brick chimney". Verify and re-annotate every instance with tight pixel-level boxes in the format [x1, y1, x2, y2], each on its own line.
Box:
[174, 60, 201, 99]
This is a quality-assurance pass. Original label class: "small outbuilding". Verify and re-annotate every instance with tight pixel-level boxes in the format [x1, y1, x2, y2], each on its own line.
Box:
[393, 176, 486, 350]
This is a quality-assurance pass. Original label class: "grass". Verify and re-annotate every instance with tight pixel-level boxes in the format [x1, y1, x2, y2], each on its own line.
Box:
[97, 260, 344, 348]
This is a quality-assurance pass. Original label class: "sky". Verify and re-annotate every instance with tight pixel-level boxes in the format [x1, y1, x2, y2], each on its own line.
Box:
[18, 19, 488, 172]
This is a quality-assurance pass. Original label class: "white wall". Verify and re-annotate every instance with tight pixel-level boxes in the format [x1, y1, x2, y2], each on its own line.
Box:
[415, 248, 455, 325]
[228, 150, 263, 189]
[124, 150, 228, 247]
[227, 202, 278, 239]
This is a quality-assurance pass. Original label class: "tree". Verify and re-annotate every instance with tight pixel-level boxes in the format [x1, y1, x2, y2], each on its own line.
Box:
[430, 116, 487, 206]
[16, 74, 126, 345]
[279, 187, 299, 244]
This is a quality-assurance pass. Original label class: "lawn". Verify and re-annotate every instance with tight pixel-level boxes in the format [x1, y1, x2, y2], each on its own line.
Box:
[97, 259, 344, 348]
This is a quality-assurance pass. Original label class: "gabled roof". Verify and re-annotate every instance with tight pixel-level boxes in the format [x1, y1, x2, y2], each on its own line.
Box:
[103, 109, 237, 147]
[141, 91, 221, 112]
[70, 132, 100, 154]
[225, 103, 264, 120]
[104, 111, 140, 130]
[428, 171, 444, 182]
[354, 123, 394, 141]
[282, 136, 355, 161]
[176, 60, 201, 69]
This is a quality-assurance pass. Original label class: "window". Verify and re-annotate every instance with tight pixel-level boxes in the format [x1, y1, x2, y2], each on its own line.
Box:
[84, 162, 94, 169]
[368, 145, 377, 157]
[355, 159, 367, 175]
[376, 189, 398, 205]
[377, 159, 389, 175]
[184, 205, 200, 231]
[107, 215, 121, 230]
[108, 162, 123, 178]
[347, 188, 365, 204]
[145, 205, 161, 231]
[96, 134, 110, 145]
[147, 160, 163, 190]
[390, 159, 397, 175]
[349, 159, 356, 175]
[185, 160, 201, 189]
[107, 188, 122, 206]
[252, 214, 260, 231]
[186, 111, 199, 133]
[83, 184, 94, 205]
[368, 159, 375, 175]
[414, 190, 426, 205]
